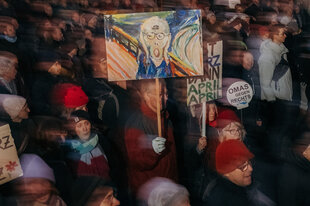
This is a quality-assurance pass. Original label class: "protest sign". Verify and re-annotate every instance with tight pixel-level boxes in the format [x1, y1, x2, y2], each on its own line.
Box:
[187, 40, 222, 106]
[0, 124, 23, 185]
[104, 10, 203, 81]
[226, 81, 253, 109]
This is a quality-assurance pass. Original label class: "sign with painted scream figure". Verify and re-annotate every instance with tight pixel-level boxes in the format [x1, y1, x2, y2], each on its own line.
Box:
[187, 40, 223, 106]
[104, 10, 203, 81]
[0, 124, 23, 185]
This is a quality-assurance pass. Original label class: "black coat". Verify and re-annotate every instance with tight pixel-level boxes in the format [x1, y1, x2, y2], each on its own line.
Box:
[204, 176, 252, 206]
[278, 151, 310, 206]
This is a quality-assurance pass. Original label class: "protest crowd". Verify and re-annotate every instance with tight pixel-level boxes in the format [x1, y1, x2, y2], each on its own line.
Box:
[0, 0, 310, 205]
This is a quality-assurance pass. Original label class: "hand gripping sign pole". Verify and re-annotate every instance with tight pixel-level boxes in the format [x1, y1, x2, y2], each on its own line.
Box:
[156, 78, 162, 136]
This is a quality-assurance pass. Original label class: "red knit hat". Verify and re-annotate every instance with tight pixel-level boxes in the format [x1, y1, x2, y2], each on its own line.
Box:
[215, 108, 240, 130]
[50, 83, 89, 108]
[216, 139, 254, 175]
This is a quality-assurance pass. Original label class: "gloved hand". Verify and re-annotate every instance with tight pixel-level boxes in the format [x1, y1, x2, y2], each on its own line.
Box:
[152, 137, 166, 154]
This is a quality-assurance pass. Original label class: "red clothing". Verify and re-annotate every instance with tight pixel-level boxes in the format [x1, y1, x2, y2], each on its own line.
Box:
[124, 103, 178, 193]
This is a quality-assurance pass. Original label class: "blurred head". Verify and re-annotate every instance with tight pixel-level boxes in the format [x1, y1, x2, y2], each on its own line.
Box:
[72, 176, 120, 206]
[206, 11, 216, 24]
[0, 51, 18, 81]
[15, 154, 58, 204]
[0, 94, 29, 122]
[138, 79, 167, 113]
[216, 140, 254, 186]
[270, 24, 287, 44]
[138, 177, 190, 206]
[242, 52, 254, 70]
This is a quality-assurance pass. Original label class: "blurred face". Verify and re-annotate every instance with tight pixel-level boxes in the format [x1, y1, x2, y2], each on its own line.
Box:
[273, 28, 286, 44]
[303, 145, 310, 161]
[4, 24, 16, 37]
[48, 61, 62, 75]
[224, 161, 253, 187]
[15, 178, 53, 204]
[87, 187, 120, 206]
[208, 14, 216, 24]
[242, 52, 254, 70]
[143, 83, 168, 113]
[222, 122, 243, 142]
[75, 120, 91, 141]
[208, 103, 217, 122]
[16, 103, 30, 122]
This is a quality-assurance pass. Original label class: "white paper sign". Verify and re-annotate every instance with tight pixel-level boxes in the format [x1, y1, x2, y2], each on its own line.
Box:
[0, 124, 23, 185]
[226, 81, 253, 109]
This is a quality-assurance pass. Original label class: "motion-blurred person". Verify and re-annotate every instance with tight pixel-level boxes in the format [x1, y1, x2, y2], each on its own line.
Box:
[0, 51, 27, 97]
[71, 176, 120, 206]
[13, 153, 67, 206]
[124, 79, 178, 195]
[49, 83, 89, 119]
[0, 94, 30, 154]
[138, 177, 190, 206]
[31, 50, 75, 116]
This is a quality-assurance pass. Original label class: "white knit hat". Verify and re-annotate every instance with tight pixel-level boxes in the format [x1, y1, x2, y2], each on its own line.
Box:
[20, 154, 55, 183]
[1, 94, 26, 119]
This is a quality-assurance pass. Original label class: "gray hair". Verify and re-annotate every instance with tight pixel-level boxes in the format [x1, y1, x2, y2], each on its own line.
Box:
[0, 55, 15, 76]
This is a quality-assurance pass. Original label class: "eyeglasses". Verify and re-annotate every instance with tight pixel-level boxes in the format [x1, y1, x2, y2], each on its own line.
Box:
[237, 161, 252, 172]
[143, 32, 169, 40]
[226, 128, 242, 135]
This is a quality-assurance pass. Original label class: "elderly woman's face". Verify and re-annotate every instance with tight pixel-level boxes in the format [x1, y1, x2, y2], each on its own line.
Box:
[222, 122, 243, 142]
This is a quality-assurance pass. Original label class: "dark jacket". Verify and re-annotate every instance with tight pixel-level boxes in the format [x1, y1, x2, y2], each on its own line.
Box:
[278, 151, 310, 206]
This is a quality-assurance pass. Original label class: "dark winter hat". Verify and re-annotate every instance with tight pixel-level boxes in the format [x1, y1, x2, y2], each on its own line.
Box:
[70, 110, 91, 123]
[216, 139, 254, 175]
[71, 176, 114, 206]
[35, 50, 60, 71]
[216, 108, 240, 130]
[50, 83, 89, 108]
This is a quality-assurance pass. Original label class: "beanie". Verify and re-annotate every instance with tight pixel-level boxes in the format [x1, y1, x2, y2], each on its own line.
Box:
[216, 139, 254, 175]
[20, 154, 55, 182]
[70, 110, 91, 123]
[215, 107, 240, 130]
[138, 177, 189, 206]
[50, 83, 89, 108]
[1, 94, 26, 120]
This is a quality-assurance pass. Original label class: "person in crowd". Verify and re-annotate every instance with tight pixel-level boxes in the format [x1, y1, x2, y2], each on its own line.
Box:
[49, 82, 89, 119]
[24, 115, 72, 205]
[258, 24, 292, 102]
[71, 176, 120, 206]
[203, 139, 254, 206]
[124, 79, 178, 195]
[13, 153, 67, 206]
[138, 177, 191, 206]
[278, 113, 310, 206]
[65, 110, 113, 180]
[31, 50, 75, 116]
[0, 94, 30, 154]
[0, 51, 27, 97]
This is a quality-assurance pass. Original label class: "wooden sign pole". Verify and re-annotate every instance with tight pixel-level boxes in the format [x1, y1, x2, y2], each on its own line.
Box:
[156, 78, 162, 137]
[201, 102, 206, 137]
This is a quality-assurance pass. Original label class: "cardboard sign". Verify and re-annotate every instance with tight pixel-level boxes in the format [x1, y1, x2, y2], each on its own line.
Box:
[0, 124, 23, 185]
[226, 81, 253, 109]
[104, 10, 203, 81]
[187, 41, 222, 106]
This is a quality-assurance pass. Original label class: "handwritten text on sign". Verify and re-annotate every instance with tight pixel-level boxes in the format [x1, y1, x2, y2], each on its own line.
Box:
[0, 124, 23, 185]
[187, 40, 223, 106]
